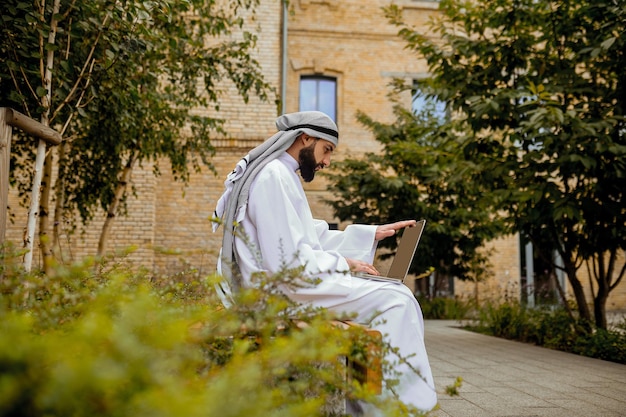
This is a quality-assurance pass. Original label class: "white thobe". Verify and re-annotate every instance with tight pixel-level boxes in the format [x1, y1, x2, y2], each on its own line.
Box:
[233, 152, 437, 412]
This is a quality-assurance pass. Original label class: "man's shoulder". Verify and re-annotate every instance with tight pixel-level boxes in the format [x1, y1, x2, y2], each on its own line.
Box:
[260, 157, 291, 175]
[255, 158, 294, 183]
[264, 157, 285, 170]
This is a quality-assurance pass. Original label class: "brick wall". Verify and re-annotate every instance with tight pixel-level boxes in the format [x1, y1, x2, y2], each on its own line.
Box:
[4, 154, 157, 267]
[455, 234, 522, 304]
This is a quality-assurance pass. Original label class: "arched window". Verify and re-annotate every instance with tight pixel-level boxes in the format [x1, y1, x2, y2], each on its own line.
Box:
[299, 76, 337, 122]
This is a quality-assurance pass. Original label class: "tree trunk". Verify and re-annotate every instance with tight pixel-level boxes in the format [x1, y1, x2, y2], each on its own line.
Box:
[24, 140, 47, 271]
[552, 270, 575, 321]
[38, 152, 54, 273]
[590, 252, 612, 329]
[593, 293, 608, 329]
[474, 277, 479, 307]
[97, 153, 137, 256]
[25, 0, 61, 272]
[52, 141, 68, 262]
[0, 109, 12, 248]
[564, 259, 592, 322]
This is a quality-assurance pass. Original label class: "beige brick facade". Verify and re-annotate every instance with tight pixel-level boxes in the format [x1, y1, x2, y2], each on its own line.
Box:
[4, 0, 625, 313]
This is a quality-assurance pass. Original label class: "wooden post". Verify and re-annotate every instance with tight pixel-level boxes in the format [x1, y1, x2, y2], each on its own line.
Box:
[2, 109, 62, 145]
[0, 108, 61, 262]
[0, 109, 13, 247]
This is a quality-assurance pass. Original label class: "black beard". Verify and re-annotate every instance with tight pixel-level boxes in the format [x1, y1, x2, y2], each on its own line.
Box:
[298, 143, 318, 183]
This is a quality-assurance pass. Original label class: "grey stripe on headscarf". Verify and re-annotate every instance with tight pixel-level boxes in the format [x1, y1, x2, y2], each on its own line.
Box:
[213, 111, 339, 292]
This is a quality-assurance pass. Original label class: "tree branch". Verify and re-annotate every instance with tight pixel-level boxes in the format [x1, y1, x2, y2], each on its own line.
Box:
[51, 11, 111, 122]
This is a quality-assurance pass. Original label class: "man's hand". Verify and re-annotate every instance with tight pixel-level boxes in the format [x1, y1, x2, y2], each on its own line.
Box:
[346, 258, 380, 276]
[375, 219, 417, 241]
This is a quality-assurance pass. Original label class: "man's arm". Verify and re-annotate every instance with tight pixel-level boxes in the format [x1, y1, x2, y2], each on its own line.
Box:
[317, 219, 418, 276]
[375, 220, 417, 240]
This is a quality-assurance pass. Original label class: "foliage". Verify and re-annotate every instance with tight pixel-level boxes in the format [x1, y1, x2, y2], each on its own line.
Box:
[324, 104, 505, 290]
[0, 0, 275, 253]
[417, 295, 474, 321]
[0, 248, 433, 417]
[384, 0, 626, 328]
[468, 301, 626, 364]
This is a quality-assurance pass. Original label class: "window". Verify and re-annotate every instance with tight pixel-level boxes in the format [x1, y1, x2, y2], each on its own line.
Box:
[411, 81, 447, 123]
[299, 76, 337, 122]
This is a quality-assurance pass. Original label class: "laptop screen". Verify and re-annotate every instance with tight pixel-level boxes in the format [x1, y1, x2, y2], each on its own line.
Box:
[387, 220, 426, 280]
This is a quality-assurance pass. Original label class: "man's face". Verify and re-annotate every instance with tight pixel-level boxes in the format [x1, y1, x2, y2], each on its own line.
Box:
[298, 138, 335, 182]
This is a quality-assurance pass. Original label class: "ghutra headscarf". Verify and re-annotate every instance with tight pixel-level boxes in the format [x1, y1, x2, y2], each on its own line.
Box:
[213, 111, 339, 295]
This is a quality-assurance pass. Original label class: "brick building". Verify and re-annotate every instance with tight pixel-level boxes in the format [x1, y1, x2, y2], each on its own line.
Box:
[5, 0, 625, 313]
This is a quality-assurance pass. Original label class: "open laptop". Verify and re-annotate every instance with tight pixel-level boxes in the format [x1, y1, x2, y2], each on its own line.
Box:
[356, 220, 426, 284]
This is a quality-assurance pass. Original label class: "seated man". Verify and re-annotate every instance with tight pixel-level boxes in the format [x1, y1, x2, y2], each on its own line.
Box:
[213, 111, 437, 413]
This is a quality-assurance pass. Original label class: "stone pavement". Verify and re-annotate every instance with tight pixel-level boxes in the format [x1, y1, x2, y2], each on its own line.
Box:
[424, 320, 626, 417]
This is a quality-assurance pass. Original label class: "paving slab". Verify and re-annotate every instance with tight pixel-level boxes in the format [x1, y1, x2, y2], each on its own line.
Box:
[424, 320, 626, 417]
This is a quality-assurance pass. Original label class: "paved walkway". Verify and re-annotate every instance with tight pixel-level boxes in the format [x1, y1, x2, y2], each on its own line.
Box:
[424, 320, 626, 417]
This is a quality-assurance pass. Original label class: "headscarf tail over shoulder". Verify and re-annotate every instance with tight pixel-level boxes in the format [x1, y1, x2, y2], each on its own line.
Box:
[212, 111, 339, 292]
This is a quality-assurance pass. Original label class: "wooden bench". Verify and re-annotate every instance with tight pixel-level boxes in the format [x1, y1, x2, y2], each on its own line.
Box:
[332, 320, 383, 394]
[192, 316, 383, 394]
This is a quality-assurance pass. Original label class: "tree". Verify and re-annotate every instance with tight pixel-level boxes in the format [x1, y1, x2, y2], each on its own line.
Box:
[324, 102, 506, 298]
[0, 0, 275, 267]
[385, 0, 626, 328]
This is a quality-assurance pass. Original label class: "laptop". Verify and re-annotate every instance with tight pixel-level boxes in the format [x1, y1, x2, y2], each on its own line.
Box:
[356, 220, 426, 284]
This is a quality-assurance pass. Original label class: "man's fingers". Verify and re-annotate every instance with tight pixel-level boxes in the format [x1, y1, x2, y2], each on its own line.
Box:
[348, 258, 379, 275]
[376, 220, 417, 240]
[396, 219, 417, 229]
[362, 263, 379, 275]
[388, 220, 416, 232]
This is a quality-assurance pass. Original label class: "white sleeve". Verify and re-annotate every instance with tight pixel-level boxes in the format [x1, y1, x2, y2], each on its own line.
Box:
[314, 220, 378, 263]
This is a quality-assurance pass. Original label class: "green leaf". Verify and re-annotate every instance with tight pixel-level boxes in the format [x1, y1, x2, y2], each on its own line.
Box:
[600, 37, 616, 50]
[36, 86, 47, 97]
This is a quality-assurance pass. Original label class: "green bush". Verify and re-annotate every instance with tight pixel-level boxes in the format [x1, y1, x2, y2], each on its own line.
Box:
[467, 301, 626, 364]
[476, 301, 532, 340]
[0, 250, 430, 416]
[571, 325, 626, 363]
[417, 296, 473, 320]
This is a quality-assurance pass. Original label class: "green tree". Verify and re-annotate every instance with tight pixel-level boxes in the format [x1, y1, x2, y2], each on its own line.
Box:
[0, 0, 275, 267]
[385, 0, 626, 327]
[325, 103, 505, 297]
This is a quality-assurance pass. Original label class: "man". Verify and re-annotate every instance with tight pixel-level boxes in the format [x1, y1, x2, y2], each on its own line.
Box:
[213, 111, 437, 413]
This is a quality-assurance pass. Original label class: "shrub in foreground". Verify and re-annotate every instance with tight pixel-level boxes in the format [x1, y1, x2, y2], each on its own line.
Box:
[0, 252, 431, 416]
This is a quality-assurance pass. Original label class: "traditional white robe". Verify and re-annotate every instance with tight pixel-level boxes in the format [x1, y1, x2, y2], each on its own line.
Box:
[234, 152, 437, 412]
